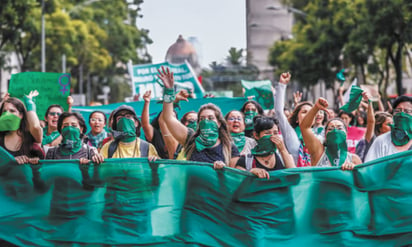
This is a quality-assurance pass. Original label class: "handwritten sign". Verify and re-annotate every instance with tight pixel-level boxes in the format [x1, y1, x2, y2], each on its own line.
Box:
[9, 72, 70, 119]
[128, 61, 204, 100]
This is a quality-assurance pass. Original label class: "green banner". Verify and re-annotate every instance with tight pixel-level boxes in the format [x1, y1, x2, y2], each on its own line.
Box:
[241, 80, 274, 110]
[129, 61, 204, 99]
[9, 72, 70, 119]
[0, 146, 412, 246]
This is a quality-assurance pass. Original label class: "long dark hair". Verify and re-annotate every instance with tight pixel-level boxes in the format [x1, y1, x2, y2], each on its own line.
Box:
[0, 97, 34, 155]
[240, 100, 264, 115]
[185, 103, 232, 165]
[253, 115, 279, 135]
[288, 101, 313, 128]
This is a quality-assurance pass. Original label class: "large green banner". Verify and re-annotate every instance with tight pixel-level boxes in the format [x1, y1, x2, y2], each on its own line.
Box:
[9, 72, 70, 119]
[128, 61, 204, 99]
[0, 146, 412, 246]
[241, 79, 274, 110]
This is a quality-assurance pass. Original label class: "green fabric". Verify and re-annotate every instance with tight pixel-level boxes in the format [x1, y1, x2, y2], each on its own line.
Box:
[116, 118, 137, 143]
[325, 129, 348, 166]
[0, 147, 412, 246]
[42, 127, 61, 145]
[23, 95, 36, 112]
[390, 112, 412, 146]
[251, 135, 277, 156]
[336, 68, 346, 82]
[186, 120, 197, 131]
[60, 126, 82, 155]
[339, 85, 364, 112]
[0, 111, 21, 131]
[231, 132, 246, 152]
[295, 126, 304, 143]
[241, 80, 274, 110]
[195, 119, 219, 151]
[162, 88, 175, 104]
[244, 110, 257, 131]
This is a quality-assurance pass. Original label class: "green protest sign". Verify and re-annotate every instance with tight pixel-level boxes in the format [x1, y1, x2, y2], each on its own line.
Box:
[241, 80, 274, 110]
[9, 72, 70, 119]
[128, 61, 204, 99]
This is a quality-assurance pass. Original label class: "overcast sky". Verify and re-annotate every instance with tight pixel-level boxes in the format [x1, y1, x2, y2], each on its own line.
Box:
[138, 0, 246, 68]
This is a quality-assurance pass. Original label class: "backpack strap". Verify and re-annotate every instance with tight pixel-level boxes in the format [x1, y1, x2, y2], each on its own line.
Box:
[139, 139, 150, 158]
[108, 140, 119, 158]
[245, 154, 254, 171]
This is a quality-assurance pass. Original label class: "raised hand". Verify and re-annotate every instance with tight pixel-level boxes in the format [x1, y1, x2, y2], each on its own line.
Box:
[361, 91, 371, 102]
[143, 90, 152, 102]
[157, 66, 174, 89]
[279, 72, 291, 84]
[315, 97, 329, 111]
[26, 90, 39, 100]
[175, 90, 189, 103]
[67, 96, 74, 106]
[293, 91, 302, 105]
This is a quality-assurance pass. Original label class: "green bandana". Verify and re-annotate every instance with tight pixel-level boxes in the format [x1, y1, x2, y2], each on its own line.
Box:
[0, 111, 21, 132]
[325, 129, 348, 166]
[195, 119, 219, 151]
[163, 88, 176, 104]
[391, 112, 412, 146]
[116, 118, 137, 143]
[244, 111, 257, 131]
[42, 129, 61, 145]
[340, 85, 364, 113]
[231, 132, 246, 152]
[23, 95, 36, 112]
[251, 135, 276, 156]
[186, 120, 197, 131]
[60, 126, 82, 155]
[295, 126, 304, 143]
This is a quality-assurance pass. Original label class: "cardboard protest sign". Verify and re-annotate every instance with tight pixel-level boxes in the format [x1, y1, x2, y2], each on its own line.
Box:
[128, 61, 204, 100]
[241, 80, 274, 110]
[9, 72, 70, 119]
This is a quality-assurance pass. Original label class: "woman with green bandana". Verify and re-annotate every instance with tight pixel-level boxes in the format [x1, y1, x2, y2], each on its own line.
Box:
[158, 66, 240, 169]
[274, 72, 314, 167]
[225, 110, 256, 155]
[45, 112, 104, 164]
[174, 111, 198, 160]
[300, 97, 362, 169]
[365, 95, 412, 162]
[240, 100, 264, 138]
[42, 104, 63, 149]
[235, 116, 295, 178]
[85, 111, 108, 151]
[0, 91, 44, 164]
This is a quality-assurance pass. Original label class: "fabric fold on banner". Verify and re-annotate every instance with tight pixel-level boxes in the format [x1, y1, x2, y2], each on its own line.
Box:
[0, 146, 412, 246]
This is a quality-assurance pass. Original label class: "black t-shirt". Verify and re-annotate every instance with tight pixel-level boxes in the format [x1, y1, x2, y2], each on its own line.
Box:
[149, 128, 169, 159]
[190, 142, 240, 164]
[0, 136, 45, 159]
[236, 153, 284, 171]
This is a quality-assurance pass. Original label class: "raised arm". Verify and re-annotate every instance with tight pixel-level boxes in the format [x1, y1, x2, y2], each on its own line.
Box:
[141, 90, 154, 142]
[300, 98, 328, 166]
[24, 91, 42, 143]
[157, 66, 189, 145]
[67, 96, 73, 113]
[362, 92, 375, 143]
[158, 112, 179, 159]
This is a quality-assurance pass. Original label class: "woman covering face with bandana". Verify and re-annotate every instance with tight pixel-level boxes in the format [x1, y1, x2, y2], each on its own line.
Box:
[300, 97, 362, 169]
[225, 110, 256, 155]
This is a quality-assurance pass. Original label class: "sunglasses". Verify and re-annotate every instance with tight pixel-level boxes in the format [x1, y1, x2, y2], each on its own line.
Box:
[48, 112, 61, 117]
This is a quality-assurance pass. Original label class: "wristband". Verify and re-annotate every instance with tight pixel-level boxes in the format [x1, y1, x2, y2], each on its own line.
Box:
[163, 88, 175, 104]
[23, 95, 36, 112]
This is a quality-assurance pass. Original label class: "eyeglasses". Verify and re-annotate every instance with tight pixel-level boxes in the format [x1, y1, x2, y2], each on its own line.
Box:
[227, 117, 243, 122]
[393, 108, 412, 115]
[90, 118, 105, 123]
[48, 112, 61, 117]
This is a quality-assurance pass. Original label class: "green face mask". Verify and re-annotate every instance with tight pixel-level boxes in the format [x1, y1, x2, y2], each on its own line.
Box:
[325, 129, 348, 166]
[231, 132, 246, 152]
[116, 117, 137, 143]
[0, 111, 21, 132]
[251, 135, 276, 156]
[244, 111, 257, 131]
[186, 120, 197, 131]
[60, 126, 82, 155]
[195, 119, 219, 151]
[391, 112, 412, 146]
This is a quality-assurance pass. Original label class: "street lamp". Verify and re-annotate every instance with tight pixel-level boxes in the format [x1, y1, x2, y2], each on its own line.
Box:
[41, 0, 45, 72]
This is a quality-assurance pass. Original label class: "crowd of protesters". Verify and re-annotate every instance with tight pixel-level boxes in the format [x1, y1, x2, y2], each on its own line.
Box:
[0, 66, 411, 179]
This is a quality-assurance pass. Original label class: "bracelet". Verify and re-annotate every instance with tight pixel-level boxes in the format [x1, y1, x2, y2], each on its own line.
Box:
[163, 88, 175, 103]
[163, 134, 172, 137]
[23, 95, 36, 112]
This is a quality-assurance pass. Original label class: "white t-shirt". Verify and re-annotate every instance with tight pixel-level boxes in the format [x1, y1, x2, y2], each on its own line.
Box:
[364, 132, 398, 162]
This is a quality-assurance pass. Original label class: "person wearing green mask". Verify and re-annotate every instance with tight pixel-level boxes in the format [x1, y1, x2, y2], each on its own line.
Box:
[300, 98, 362, 169]
[100, 105, 159, 159]
[158, 66, 240, 169]
[225, 110, 256, 155]
[45, 112, 104, 164]
[235, 116, 295, 178]
[365, 95, 412, 162]
[240, 100, 264, 138]
[0, 91, 44, 164]
[173, 111, 198, 160]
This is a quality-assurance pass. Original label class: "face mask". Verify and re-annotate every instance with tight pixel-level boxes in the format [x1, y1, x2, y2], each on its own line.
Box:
[186, 120, 197, 131]
[195, 119, 219, 151]
[391, 112, 412, 146]
[231, 132, 246, 152]
[251, 135, 276, 156]
[325, 129, 348, 166]
[244, 111, 258, 131]
[60, 126, 82, 155]
[0, 111, 21, 132]
[115, 117, 137, 143]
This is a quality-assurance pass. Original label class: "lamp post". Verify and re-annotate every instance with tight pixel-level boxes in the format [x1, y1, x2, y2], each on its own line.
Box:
[41, 0, 45, 72]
